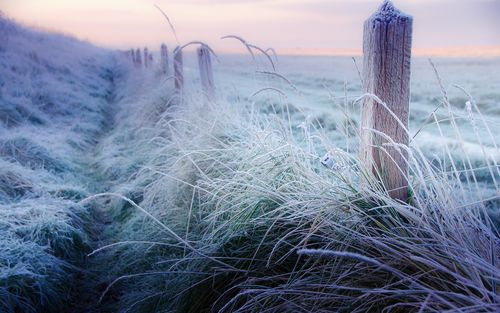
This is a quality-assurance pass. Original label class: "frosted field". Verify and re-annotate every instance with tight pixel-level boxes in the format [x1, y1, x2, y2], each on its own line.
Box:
[195, 54, 500, 146]
[1, 14, 499, 313]
[185, 53, 500, 184]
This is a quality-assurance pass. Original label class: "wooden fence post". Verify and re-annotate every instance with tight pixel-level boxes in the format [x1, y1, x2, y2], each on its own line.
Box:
[360, 0, 413, 201]
[197, 45, 215, 101]
[160, 43, 169, 74]
[135, 48, 142, 67]
[173, 46, 184, 93]
[144, 47, 149, 68]
[130, 49, 135, 64]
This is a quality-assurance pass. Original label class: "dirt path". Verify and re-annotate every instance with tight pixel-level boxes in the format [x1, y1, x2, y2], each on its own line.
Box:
[67, 62, 126, 313]
[57, 54, 165, 312]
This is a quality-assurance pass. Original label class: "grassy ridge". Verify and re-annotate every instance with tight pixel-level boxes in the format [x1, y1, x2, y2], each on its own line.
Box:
[91, 76, 499, 311]
[0, 14, 116, 312]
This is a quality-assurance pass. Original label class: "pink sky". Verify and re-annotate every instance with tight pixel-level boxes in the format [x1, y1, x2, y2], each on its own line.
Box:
[2, 0, 500, 56]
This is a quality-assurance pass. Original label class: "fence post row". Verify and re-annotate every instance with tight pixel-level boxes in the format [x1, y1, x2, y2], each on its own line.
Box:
[143, 47, 149, 68]
[173, 46, 184, 93]
[161, 43, 169, 74]
[197, 45, 215, 101]
[360, 0, 413, 202]
[135, 48, 142, 66]
[130, 49, 135, 64]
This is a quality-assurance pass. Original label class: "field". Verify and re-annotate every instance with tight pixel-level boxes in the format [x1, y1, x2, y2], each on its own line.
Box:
[0, 13, 499, 313]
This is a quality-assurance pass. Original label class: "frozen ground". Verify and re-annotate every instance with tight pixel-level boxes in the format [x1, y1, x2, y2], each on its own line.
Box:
[0, 13, 499, 313]
[205, 53, 500, 148]
[172, 51, 500, 168]
[190, 52, 500, 196]
[0, 14, 119, 312]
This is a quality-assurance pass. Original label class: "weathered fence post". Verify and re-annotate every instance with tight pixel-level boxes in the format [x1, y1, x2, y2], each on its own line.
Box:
[197, 45, 215, 101]
[160, 43, 169, 74]
[360, 0, 413, 202]
[135, 48, 142, 67]
[173, 46, 184, 93]
[130, 49, 135, 64]
[144, 47, 149, 68]
[148, 53, 153, 65]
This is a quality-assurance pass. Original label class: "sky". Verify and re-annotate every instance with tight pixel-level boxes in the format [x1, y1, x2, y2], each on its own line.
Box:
[2, 0, 500, 56]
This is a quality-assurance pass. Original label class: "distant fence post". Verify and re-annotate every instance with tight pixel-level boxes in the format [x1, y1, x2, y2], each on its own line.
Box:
[161, 43, 169, 74]
[360, 0, 413, 202]
[135, 48, 142, 67]
[130, 49, 135, 64]
[197, 45, 215, 101]
[173, 46, 184, 94]
[144, 47, 149, 68]
[148, 53, 153, 65]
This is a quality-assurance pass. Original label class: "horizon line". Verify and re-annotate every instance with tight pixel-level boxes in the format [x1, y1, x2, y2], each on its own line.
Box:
[223, 46, 500, 58]
[6, 16, 500, 59]
[120, 46, 500, 58]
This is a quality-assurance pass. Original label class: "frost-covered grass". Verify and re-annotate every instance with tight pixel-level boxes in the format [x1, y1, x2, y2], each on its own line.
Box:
[0, 14, 116, 312]
[88, 54, 499, 312]
[1, 10, 499, 313]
